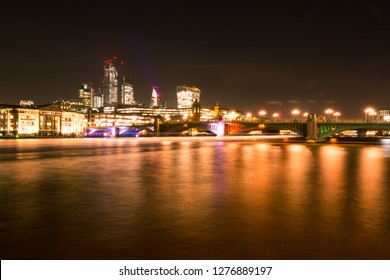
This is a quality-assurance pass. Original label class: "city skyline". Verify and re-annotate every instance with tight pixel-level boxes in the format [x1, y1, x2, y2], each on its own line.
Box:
[1, 1, 390, 118]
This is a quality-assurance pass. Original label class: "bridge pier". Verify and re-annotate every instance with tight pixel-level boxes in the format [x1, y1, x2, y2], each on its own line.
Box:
[306, 113, 318, 142]
[219, 120, 226, 136]
[154, 118, 160, 136]
[357, 129, 367, 138]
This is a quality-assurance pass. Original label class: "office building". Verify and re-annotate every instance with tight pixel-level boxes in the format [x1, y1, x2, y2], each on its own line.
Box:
[121, 77, 136, 105]
[176, 85, 201, 109]
[103, 59, 119, 106]
[93, 91, 104, 108]
[379, 109, 390, 121]
[150, 86, 160, 108]
[79, 84, 93, 107]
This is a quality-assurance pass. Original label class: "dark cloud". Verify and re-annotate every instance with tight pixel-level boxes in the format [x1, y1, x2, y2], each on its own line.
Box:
[288, 100, 301, 104]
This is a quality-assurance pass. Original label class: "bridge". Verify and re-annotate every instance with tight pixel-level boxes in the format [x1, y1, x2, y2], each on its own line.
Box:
[158, 114, 390, 141]
[85, 114, 390, 142]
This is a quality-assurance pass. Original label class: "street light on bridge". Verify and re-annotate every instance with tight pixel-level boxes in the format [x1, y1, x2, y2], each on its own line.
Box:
[291, 109, 300, 121]
[325, 108, 334, 122]
[333, 111, 341, 121]
[364, 107, 376, 122]
[369, 111, 377, 121]
[258, 110, 266, 122]
[273, 112, 280, 122]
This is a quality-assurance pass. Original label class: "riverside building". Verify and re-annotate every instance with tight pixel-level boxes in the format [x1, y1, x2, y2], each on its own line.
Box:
[0, 104, 85, 136]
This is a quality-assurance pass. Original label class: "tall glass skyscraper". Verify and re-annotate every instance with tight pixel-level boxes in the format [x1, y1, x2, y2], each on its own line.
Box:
[150, 86, 159, 108]
[121, 77, 136, 105]
[176, 85, 201, 109]
[103, 60, 118, 106]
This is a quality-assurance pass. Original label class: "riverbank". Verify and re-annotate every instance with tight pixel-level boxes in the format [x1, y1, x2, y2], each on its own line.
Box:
[1, 134, 389, 145]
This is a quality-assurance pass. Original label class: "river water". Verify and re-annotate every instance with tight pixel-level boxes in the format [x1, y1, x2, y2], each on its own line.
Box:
[1, 137, 390, 260]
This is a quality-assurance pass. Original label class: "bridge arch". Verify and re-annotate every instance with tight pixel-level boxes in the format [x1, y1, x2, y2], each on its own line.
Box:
[317, 123, 390, 141]
[86, 128, 113, 137]
[159, 122, 217, 136]
[228, 122, 307, 136]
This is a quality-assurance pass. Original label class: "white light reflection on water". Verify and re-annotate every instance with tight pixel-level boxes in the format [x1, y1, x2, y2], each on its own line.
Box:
[381, 139, 390, 157]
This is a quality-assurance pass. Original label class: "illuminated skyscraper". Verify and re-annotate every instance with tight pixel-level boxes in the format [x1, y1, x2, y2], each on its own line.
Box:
[150, 86, 159, 108]
[93, 90, 103, 108]
[121, 77, 136, 105]
[176, 85, 201, 109]
[150, 86, 166, 108]
[79, 84, 93, 107]
[103, 59, 119, 106]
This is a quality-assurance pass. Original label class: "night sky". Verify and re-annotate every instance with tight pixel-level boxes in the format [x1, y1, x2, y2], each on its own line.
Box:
[1, 0, 390, 118]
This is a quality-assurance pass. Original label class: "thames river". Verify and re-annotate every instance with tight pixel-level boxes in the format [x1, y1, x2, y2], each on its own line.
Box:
[1, 137, 390, 259]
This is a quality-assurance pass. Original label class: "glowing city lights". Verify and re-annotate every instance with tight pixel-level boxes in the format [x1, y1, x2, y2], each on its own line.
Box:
[291, 109, 300, 121]
[325, 108, 334, 115]
[325, 108, 334, 122]
[364, 107, 377, 121]
[333, 111, 341, 121]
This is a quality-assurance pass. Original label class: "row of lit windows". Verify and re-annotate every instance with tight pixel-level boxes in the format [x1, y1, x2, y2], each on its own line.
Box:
[17, 110, 39, 114]
[20, 127, 38, 132]
[20, 116, 36, 120]
[94, 114, 141, 119]
[21, 121, 36, 126]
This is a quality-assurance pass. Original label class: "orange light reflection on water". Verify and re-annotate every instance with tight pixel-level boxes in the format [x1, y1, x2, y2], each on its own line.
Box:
[318, 145, 346, 221]
[358, 147, 386, 237]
